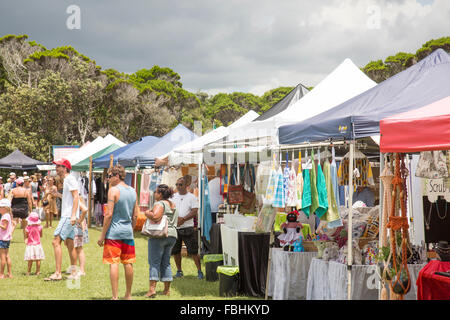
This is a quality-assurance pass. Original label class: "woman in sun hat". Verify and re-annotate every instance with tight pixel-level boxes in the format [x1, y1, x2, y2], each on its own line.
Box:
[24, 211, 45, 275]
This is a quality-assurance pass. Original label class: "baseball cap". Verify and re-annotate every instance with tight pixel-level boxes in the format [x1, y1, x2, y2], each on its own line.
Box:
[0, 199, 11, 208]
[16, 177, 24, 185]
[9, 172, 16, 177]
[52, 158, 72, 170]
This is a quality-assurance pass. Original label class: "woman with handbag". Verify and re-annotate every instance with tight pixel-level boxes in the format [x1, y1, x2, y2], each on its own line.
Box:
[43, 176, 58, 228]
[143, 184, 178, 298]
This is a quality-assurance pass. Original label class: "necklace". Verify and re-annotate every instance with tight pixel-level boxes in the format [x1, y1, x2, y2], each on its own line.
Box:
[436, 197, 448, 220]
[425, 202, 433, 230]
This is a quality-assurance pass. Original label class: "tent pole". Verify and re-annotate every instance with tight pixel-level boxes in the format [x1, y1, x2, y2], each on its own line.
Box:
[88, 156, 93, 228]
[109, 154, 114, 169]
[198, 158, 203, 256]
[347, 140, 354, 300]
[378, 152, 384, 299]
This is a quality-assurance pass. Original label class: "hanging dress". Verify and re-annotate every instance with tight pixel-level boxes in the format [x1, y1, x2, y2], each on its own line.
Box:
[286, 152, 298, 207]
[302, 151, 312, 217]
[296, 151, 304, 210]
[309, 149, 319, 216]
[264, 156, 278, 205]
[283, 154, 291, 206]
[322, 157, 342, 226]
[315, 150, 329, 219]
[272, 167, 285, 208]
[328, 146, 343, 228]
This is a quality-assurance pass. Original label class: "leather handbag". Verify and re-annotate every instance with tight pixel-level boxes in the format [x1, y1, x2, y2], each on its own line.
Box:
[141, 202, 169, 238]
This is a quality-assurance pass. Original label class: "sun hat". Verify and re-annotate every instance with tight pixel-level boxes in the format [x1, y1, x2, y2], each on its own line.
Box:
[26, 211, 41, 225]
[52, 158, 72, 170]
[16, 177, 24, 185]
[0, 199, 11, 208]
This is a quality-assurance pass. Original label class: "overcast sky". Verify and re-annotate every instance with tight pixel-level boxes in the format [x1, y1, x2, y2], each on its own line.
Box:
[0, 0, 448, 95]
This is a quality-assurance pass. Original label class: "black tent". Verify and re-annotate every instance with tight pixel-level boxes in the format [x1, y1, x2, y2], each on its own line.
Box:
[254, 83, 309, 121]
[0, 149, 48, 170]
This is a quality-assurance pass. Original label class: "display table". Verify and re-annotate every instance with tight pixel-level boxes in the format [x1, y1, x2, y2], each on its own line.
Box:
[307, 258, 425, 300]
[268, 249, 317, 300]
[219, 224, 270, 297]
[417, 260, 450, 300]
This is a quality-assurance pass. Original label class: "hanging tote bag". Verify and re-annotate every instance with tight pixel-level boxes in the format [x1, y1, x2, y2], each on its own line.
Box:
[228, 165, 244, 204]
[141, 201, 170, 238]
[415, 151, 448, 179]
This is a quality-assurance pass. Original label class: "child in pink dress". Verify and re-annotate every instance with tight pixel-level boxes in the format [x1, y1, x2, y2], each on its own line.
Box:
[24, 211, 45, 275]
[0, 199, 15, 279]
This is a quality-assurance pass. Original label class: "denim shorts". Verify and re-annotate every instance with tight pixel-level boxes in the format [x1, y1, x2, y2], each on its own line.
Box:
[0, 240, 11, 249]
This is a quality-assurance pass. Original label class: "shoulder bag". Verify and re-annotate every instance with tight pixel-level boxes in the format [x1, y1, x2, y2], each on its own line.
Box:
[141, 201, 169, 238]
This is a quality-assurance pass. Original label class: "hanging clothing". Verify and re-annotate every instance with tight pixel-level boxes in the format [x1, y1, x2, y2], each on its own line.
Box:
[302, 169, 312, 217]
[272, 167, 285, 208]
[264, 163, 278, 205]
[322, 159, 342, 227]
[315, 158, 328, 219]
[330, 147, 341, 209]
[283, 157, 290, 205]
[309, 149, 319, 216]
[296, 152, 304, 210]
[286, 157, 298, 207]
[139, 173, 151, 207]
[201, 174, 213, 242]
[149, 172, 159, 192]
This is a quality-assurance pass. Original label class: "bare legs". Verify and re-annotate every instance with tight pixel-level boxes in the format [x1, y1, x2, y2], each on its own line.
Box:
[49, 236, 77, 278]
[174, 252, 202, 273]
[0, 248, 12, 278]
[26, 260, 41, 275]
[110, 263, 133, 300]
[76, 247, 86, 275]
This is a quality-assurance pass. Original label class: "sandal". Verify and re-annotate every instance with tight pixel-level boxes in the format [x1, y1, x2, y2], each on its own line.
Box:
[44, 273, 63, 281]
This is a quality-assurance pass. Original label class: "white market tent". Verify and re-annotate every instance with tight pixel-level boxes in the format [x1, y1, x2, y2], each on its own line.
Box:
[166, 110, 259, 166]
[223, 59, 377, 146]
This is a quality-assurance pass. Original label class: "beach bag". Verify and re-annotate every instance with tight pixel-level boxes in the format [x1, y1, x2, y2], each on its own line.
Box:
[141, 202, 169, 238]
[227, 165, 244, 204]
[38, 207, 46, 220]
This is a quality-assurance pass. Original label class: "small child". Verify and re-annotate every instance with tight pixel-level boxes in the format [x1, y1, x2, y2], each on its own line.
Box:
[0, 199, 16, 278]
[24, 211, 45, 275]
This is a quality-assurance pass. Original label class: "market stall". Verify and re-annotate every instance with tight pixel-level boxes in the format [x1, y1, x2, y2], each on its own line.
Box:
[380, 95, 450, 300]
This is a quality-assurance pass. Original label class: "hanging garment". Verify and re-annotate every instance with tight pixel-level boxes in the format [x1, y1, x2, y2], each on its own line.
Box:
[322, 158, 342, 227]
[302, 169, 312, 217]
[264, 158, 278, 205]
[309, 149, 319, 216]
[330, 147, 341, 209]
[149, 172, 159, 192]
[286, 154, 298, 207]
[201, 174, 213, 242]
[139, 173, 151, 207]
[315, 153, 328, 219]
[296, 151, 304, 210]
[272, 167, 285, 208]
[283, 155, 291, 205]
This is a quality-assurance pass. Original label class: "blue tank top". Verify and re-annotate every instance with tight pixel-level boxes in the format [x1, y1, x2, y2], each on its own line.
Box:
[106, 185, 136, 240]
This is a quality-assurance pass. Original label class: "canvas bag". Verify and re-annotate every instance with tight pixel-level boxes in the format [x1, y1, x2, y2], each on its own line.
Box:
[228, 165, 244, 204]
[415, 151, 448, 179]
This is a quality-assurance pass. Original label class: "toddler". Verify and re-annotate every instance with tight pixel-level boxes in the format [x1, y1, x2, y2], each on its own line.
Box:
[24, 211, 45, 275]
[0, 199, 15, 278]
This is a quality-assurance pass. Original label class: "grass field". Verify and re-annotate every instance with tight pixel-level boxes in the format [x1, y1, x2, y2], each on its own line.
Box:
[0, 220, 257, 300]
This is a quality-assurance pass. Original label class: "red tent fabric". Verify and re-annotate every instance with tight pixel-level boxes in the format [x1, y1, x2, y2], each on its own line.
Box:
[380, 96, 450, 153]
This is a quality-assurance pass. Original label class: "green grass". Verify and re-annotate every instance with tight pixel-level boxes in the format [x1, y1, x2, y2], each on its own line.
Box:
[0, 220, 257, 300]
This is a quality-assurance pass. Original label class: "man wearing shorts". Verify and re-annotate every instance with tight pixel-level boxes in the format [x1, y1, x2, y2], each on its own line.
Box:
[98, 164, 138, 300]
[45, 158, 79, 281]
[171, 177, 204, 279]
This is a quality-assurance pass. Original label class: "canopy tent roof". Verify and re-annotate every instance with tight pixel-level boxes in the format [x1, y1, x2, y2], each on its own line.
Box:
[224, 58, 377, 144]
[71, 144, 122, 171]
[253, 84, 309, 121]
[0, 149, 48, 170]
[64, 134, 126, 167]
[123, 124, 197, 168]
[380, 95, 450, 153]
[279, 49, 450, 145]
[92, 135, 159, 169]
[167, 111, 259, 166]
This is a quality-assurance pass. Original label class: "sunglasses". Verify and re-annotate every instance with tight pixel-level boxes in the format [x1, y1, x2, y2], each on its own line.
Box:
[107, 174, 117, 179]
[175, 183, 184, 187]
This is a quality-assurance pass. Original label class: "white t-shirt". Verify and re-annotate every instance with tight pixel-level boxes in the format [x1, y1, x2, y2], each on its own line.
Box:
[61, 174, 79, 218]
[208, 177, 222, 212]
[172, 192, 199, 229]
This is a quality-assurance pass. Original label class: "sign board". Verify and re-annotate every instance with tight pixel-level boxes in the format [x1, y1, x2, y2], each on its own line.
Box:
[423, 178, 450, 203]
[52, 145, 79, 161]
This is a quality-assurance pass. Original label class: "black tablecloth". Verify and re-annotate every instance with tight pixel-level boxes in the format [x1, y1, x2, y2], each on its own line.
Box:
[237, 231, 270, 297]
[209, 223, 223, 254]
